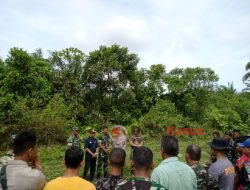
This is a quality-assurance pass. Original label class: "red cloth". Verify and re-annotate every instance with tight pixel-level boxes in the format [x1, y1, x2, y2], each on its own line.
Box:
[236, 155, 248, 169]
[236, 155, 248, 190]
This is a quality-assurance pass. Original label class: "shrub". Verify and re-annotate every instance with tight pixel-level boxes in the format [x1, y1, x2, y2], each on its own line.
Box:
[139, 99, 184, 137]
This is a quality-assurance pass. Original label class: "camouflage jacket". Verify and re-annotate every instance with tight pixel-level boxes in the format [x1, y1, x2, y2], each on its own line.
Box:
[95, 174, 126, 190]
[98, 134, 112, 158]
[191, 164, 219, 190]
[115, 177, 167, 190]
[227, 140, 238, 164]
[67, 135, 81, 148]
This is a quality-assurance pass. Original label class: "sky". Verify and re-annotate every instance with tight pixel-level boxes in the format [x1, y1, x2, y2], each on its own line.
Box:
[0, 0, 250, 90]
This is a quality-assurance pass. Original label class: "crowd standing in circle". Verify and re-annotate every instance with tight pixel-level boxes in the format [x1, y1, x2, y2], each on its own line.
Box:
[0, 127, 249, 190]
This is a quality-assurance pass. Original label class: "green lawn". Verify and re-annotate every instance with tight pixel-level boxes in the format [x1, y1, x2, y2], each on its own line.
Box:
[1, 135, 211, 182]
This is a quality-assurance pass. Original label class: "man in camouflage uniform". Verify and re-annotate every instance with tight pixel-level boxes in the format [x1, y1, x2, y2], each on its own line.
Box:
[0, 134, 16, 169]
[97, 126, 112, 179]
[67, 127, 81, 148]
[116, 147, 166, 190]
[224, 131, 236, 164]
[185, 144, 219, 190]
[95, 148, 126, 190]
[232, 129, 242, 160]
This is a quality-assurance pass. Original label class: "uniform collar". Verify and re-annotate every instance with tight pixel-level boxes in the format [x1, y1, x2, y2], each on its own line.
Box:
[8, 160, 28, 166]
[132, 177, 150, 181]
[109, 174, 122, 179]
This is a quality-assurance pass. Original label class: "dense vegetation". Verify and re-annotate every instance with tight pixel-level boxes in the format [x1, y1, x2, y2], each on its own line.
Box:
[0, 45, 249, 145]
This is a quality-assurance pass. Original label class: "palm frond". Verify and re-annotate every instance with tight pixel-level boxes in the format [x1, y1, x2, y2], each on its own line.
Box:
[243, 71, 250, 82]
[246, 61, 250, 71]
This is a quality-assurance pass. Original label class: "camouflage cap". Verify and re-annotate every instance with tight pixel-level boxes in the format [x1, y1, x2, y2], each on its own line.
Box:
[72, 127, 79, 131]
[88, 129, 96, 133]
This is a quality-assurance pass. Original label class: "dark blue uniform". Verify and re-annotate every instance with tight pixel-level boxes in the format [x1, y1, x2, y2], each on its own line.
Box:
[83, 137, 98, 181]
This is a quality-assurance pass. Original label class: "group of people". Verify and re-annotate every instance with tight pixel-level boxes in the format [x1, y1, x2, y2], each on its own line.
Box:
[0, 128, 249, 190]
[67, 126, 143, 182]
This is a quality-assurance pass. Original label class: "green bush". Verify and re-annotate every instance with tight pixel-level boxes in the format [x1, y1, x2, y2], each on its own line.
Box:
[139, 99, 184, 136]
[0, 94, 76, 145]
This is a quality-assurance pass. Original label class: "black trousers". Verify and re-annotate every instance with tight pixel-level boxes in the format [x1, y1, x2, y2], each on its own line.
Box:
[83, 157, 96, 181]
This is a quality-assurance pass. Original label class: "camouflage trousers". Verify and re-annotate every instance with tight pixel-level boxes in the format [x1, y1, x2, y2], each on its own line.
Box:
[97, 155, 108, 179]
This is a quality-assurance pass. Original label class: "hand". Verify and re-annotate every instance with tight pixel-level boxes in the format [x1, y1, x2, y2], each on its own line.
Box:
[34, 156, 42, 170]
[27, 161, 35, 168]
[105, 149, 109, 154]
[92, 153, 97, 158]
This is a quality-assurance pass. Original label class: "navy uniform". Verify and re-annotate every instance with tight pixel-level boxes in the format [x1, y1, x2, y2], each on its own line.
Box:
[83, 130, 98, 181]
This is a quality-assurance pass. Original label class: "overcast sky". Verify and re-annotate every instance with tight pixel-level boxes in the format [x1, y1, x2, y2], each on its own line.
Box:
[0, 0, 249, 90]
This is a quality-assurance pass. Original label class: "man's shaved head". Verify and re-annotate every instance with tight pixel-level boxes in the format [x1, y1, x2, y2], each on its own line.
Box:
[109, 148, 126, 167]
[186, 144, 201, 161]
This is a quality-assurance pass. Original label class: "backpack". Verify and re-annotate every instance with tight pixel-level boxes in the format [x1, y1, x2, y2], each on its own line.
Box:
[0, 165, 7, 190]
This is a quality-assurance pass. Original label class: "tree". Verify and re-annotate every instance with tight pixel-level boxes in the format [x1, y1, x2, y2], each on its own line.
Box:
[145, 64, 167, 110]
[164, 67, 219, 121]
[140, 99, 183, 136]
[82, 44, 140, 125]
[243, 61, 250, 81]
[0, 58, 5, 83]
[0, 48, 52, 122]
[243, 61, 250, 91]
[219, 82, 236, 94]
[204, 90, 249, 133]
[49, 47, 86, 123]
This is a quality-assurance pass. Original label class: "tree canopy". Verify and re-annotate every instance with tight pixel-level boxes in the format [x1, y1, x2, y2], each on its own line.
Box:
[0, 45, 249, 144]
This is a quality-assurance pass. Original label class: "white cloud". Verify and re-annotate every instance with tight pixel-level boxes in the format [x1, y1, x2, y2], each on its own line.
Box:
[0, 0, 249, 90]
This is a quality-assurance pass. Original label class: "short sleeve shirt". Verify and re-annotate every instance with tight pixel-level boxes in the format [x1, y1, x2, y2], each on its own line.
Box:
[208, 157, 235, 190]
[84, 137, 98, 160]
[43, 176, 96, 190]
[0, 160, 46, 190]
[151, 157, 197, 190]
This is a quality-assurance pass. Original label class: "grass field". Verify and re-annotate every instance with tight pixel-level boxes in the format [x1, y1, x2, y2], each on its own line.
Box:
[0, 135, 212, 182]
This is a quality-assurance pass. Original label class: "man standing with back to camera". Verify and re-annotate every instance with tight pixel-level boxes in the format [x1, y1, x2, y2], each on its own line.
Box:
[151, 135, 197, 190]
[208, 137, 235, 190]
[0, 131, 46, 190]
